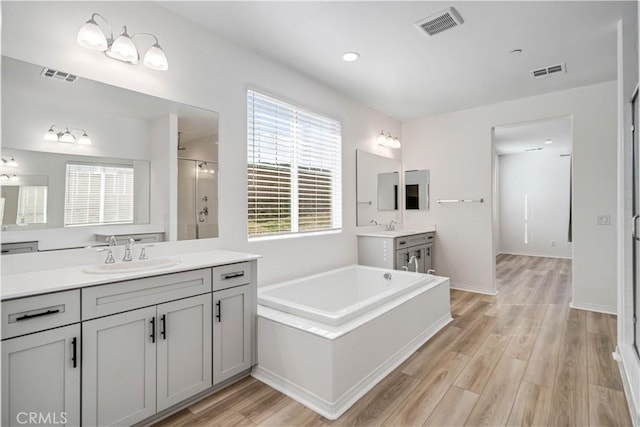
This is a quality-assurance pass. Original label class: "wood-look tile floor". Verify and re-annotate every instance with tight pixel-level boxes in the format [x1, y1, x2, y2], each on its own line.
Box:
[155, 255, 631, 427]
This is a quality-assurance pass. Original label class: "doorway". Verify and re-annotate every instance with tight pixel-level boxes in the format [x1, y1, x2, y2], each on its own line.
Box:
[493, 117, 573, 293]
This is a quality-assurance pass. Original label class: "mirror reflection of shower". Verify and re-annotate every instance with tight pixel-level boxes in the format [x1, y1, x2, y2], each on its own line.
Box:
[177, 125, 218, 240]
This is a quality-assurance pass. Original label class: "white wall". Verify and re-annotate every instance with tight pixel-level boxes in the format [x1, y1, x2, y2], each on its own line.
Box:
[499, 149, 572, 259]
[1, 1, 400, 285]
[402, 81, 617, 307]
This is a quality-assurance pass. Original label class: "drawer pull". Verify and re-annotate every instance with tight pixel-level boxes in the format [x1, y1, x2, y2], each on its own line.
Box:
[15, 309, 61, 321]
[398, 241, 407, 245]
[216, 301, 221, 322]
[71, 337, 78, 368]
[222, 271, 245, 280]
[150, 317, 156, 343]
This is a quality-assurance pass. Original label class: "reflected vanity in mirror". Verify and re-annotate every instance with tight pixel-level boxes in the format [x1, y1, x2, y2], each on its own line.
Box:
[405, 169, 430, 210]
[1, 56, 219, 251]
[356, 150, 401, 226]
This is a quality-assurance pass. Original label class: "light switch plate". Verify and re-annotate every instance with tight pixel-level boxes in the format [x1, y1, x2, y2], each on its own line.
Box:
[597, 215, 611, 225]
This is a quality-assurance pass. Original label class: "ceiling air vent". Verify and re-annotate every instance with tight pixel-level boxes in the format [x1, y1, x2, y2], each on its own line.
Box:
[415, 7, 464, 37]
[524, 147, 543, 152]
[40, 67, 78, 83]
[530, 63, 566, 79]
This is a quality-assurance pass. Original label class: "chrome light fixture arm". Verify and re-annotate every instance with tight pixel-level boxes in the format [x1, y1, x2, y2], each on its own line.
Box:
[90, 13, 114, 46]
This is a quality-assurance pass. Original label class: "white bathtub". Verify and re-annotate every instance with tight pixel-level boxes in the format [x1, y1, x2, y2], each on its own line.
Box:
[253, 265, 452, 420]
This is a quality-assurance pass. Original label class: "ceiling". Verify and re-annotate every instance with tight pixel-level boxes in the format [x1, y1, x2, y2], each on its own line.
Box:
[160, 1, 634, 121]
[494, 117, 572, 155]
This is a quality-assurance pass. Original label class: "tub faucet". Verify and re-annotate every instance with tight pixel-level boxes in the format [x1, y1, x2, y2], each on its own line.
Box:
[123, 238, 135, 262]
[408, 255, 419, 272]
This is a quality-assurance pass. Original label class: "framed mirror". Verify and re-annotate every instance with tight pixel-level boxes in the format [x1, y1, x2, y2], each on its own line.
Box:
[356, 150, 401, 226]
[1, 56, 219, 250]
[405, 169, 429, 210]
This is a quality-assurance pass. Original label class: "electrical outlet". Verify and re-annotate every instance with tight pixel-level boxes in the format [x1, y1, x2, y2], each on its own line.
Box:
[597, 215, 611, 225]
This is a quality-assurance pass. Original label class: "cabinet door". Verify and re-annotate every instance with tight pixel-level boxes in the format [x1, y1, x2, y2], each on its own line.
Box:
[213, 285, 252, 384]
[82, 306, 157, 427]
[2, 324, 80, 427]
[157, 294, 212, 411]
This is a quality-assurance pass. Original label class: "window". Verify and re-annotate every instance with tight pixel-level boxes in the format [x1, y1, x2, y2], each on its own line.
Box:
[247, 90, 342, 238]
[64, 163, 134, 226]
[17, 186, 48, 224]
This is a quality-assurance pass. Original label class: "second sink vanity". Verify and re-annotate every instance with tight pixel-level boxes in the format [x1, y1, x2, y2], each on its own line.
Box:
[358, 229, 435, 273]
[1, 249, 259, 427]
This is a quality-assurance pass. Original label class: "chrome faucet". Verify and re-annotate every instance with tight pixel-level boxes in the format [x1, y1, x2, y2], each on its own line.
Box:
[370, 219, 378, 226]
[408, 255, 419, 272]
[385, 220, 397, 231]
[122, 238, 135, 262]
[139, 245, 153, 260]
[106, 235, 117, 247]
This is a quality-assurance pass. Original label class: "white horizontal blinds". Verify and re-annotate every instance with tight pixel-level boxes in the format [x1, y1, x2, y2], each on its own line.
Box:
[64, 163, 134, 226]
[17, 186, 48, 224]
[247, 90, 342, 237]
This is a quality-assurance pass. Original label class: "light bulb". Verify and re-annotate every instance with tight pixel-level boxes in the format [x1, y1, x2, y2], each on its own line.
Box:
[77, 18, 108, 51]
[143, 44, 168, 71]
[7, 157, 18, 167]
[77, 132, 92, 145]
[44, 127, 59, 142]
[106, 28, 138, 63]
[59, 129, 76, 143]
[9, 174, 18, 181]
[391, 137, 401, 149]
[377, 130, 388, 146]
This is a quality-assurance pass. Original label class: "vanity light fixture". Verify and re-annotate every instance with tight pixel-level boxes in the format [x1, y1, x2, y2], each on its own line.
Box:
[0, 174, 18, 181]
[77, 13, 168, 71]
[376, 130, 401, 149]
[45, 125, 92, 145]
[1, 157, 18, 167]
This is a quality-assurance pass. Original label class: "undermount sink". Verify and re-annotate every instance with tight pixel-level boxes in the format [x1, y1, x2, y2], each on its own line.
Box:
[83, 258, 181, 274]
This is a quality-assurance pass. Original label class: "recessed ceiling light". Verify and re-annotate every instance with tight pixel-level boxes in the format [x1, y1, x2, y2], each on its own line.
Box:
[545, 138, 553, 144]
[342, 52, 360, 62]
[510, 49, 523, 54]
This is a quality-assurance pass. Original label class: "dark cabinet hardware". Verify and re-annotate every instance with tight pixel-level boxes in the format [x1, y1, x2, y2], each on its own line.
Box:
[71, 337, 77, 368]
[216, 301, 221, 322]
[222, 271, 245, 280]
[16, 309, 60, 321]
[150, 317, 156, 343]
[160, 314, 166, 340]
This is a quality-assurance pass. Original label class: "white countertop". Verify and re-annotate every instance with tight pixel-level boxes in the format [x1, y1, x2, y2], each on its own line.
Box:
[1, 250, 261, 300]
[357, 225, 436, 238]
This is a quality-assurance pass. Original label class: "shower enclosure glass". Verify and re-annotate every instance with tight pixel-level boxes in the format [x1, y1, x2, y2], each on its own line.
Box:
[178, 159, 218, 240]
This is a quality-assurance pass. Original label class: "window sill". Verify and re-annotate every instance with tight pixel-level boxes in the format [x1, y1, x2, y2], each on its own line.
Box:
[248, 229, 341, 242]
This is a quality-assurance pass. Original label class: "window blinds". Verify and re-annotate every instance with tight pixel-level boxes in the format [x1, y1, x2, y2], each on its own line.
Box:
[17, 186, 48, 224]
[247, 90, 342, 238]
[64, 163, 134, 227]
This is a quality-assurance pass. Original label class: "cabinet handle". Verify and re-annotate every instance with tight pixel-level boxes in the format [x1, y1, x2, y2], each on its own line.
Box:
[216, 301, 221, 322]
[416, 250, 421, 259]
[222, 271, 245, 280]
[405, 253, 410, 263]
[399, 241, 407, 245]
[16, 309, 60, 321]
[150, 317, 156, 343]
[71, 337, 77, 368]
[160, 314, 166, 340]
[427, 247, 430, 256]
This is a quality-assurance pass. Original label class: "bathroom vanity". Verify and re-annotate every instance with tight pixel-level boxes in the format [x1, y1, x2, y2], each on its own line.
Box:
[1, 250, 258, 427]
[358, 229, 435, 273]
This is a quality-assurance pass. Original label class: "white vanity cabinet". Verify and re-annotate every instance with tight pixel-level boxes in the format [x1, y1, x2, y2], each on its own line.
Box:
[1, 290, 81, 427]
[358, 231, 434, 273]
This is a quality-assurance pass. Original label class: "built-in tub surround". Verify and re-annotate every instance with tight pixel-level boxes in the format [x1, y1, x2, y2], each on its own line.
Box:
[253, 265, 451, 419]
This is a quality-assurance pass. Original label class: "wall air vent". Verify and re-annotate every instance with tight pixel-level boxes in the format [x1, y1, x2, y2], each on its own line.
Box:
[524, 147, 543, 152]
[415, 7, 464, 37]
[529, 63, 566, 79]
[40, 67, 78, 83]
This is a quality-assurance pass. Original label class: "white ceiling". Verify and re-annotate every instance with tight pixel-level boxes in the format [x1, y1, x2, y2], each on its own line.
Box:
[494, 117, 572, 155]
[160, 1, 633, 120]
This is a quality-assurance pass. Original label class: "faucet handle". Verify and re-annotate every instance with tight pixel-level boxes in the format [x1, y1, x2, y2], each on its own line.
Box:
[139, 245, 154, 260]
[105, 235, 117, 246]
[97, 248, 116, 264]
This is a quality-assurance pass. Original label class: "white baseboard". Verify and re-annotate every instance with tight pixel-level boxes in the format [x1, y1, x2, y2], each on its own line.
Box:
[497, 251, 572, 260]
[569, 300, 617, 315]
[450, 282, 499, 296]
[252, 313, 453, 420]
[615, 346, 640, 426]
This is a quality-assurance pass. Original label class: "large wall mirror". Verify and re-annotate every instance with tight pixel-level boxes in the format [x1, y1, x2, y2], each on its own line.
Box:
[356, 150, 401, 226]
[1, 56, 219, 250]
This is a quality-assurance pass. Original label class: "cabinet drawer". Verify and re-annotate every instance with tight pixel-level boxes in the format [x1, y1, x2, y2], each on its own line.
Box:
[2, 290, 80, 339]
[396, 233, 431, 249]
[212, 262, 252, 291]
[82, 269, 212, 320]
